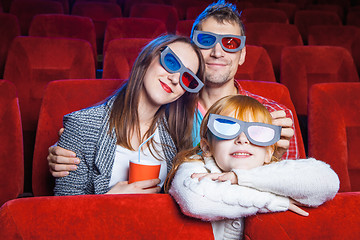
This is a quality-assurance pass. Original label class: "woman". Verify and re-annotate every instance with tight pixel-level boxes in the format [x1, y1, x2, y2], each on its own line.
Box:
[54, 35, 205, 196]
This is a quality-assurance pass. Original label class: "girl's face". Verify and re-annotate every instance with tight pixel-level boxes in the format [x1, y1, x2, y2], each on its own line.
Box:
[202, 113, 273, 171]
[141, 41, 200, 108]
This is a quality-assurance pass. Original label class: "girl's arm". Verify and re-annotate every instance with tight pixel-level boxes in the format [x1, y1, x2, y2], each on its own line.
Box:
[169, 161, 289, 221]
[53, 113, 90, 196]
[232, 158, 340, 206]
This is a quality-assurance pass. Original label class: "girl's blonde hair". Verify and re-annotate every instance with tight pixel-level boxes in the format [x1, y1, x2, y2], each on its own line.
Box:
[165, 95, 279, 192]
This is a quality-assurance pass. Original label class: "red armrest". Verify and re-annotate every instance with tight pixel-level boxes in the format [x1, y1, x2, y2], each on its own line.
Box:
[244, 192, 360, 240]
[0, 194, 213, 239]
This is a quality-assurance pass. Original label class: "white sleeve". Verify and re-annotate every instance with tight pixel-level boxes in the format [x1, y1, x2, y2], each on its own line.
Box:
[232, 158, 340, 207]
[169, 161, 289, 221]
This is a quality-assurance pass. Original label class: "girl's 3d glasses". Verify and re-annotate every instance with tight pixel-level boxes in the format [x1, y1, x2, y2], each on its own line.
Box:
[160, 46, 204, 93]
[207, 114, 281, 146]
[192, 30, 246, 52]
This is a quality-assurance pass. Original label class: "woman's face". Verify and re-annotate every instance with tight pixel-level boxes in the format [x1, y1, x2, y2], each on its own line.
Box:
[203, 113, 273, 171]
[141, 41, 200, 108]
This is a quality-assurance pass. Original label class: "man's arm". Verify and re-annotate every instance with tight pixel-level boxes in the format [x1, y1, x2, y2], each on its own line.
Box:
[48, 128, 80, 177]
[48, 145, 80, 177]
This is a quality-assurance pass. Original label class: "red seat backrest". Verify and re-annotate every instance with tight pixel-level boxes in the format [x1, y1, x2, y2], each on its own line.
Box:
[129, 3, 179, 33]
[0, 13, 20, 78]
[235, 45, 276, 82]
[10, 0, 64, 35]
[280, 46, 359, 116]
[103, 38, 151, 79]
[103, 17, 166, 54]
[29, 14, 97, 66]
[0, 194, 214, 239]
[0, 80, 24, 206]
[308, 83, 360, 192]
[245, 22, 303, 80]
[32, 79, 126, 196]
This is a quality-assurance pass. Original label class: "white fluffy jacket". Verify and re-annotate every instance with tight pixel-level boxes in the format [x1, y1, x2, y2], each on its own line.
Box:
[169, 156, 339, 240]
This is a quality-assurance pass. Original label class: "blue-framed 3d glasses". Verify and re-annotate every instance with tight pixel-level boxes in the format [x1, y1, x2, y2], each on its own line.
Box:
[160, 46, 204, 93]
[192, 30, 246, 52]
[207, 114, 281, 147]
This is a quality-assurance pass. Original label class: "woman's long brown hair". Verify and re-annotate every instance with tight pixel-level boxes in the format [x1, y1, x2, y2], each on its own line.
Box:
[108, 35, 205, 154]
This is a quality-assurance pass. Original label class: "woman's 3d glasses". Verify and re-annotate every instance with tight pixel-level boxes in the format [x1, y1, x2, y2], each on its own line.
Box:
[207, 114, 281, 146]
[160, 46, 204, 93]
[192, 30, 246, 52]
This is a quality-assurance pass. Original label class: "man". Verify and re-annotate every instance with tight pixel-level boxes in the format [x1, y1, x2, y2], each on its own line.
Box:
[48, 1, 298, 177]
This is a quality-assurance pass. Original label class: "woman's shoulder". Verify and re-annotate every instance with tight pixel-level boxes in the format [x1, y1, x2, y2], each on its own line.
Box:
[64, 96, 115, 123]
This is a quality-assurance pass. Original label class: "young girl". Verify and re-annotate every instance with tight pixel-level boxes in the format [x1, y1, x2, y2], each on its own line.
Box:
[54, 35, 205, 196]
[167, 95, 339, 240]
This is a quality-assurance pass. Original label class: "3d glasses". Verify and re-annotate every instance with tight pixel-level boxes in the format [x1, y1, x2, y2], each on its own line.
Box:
[160, 46, 204, 93]
[192, 30, 246, 52]
[207, 114, 281, 146]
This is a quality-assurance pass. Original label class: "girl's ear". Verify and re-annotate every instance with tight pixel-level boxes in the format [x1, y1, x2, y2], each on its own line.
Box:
[264, 146, 274, 164]
[200, 138, 212, 157]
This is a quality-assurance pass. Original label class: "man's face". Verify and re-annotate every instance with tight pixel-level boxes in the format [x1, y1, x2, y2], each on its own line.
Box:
[197, 17, 246, 86]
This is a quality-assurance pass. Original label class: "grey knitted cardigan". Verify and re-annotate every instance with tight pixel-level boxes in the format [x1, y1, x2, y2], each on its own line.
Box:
[54, 95, 177, 196]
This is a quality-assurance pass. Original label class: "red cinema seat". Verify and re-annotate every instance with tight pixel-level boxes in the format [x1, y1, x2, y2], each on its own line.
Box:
[103, 38, 151, 79]
[280, 46, 359, 118]
[4, 36, 95, 190]
[238, 80, 305, 159]
[263, 2, 298, 23]
[103, 17, 166, 54]
[29, 14, 97, 67]
[185, 5, 208, 20]
[235, 45, 276, 82]
[122, 0, 164, 17]
[277, 0, 312, 9]
[0, 80, 24, 207]
[294, 10, 342, 43]
[0, 194, 214, 239]
[242, 8, 289, 24]
[9, 0, 64, 35]
[129, 3, 179, 34]
[71, 2, 122, 55]
[347, 8, 360, 28]
[306, 4, 344, 22]
[308, 83, 360, 192]
[244, 192, 360, 240]
[245, 22, 303, 81]
[308, 25, 360, 75]
[176, 20, 194, 37]
[0, 13, 20, 79]
[170, 0, 211, 20]
[32, 79, 125, 196]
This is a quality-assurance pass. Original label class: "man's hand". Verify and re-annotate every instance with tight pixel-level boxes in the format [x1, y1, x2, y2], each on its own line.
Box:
[48, 145, 79, 177]
[191, 172, 238, 184]
[106, 179, 161, 194]
[271, 110, 294, 159]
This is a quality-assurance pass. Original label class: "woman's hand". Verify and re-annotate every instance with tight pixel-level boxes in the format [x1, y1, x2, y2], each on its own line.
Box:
[191, 172, 238, 184]
[106, 179, 161, 194]
[288, 199, 309, 216]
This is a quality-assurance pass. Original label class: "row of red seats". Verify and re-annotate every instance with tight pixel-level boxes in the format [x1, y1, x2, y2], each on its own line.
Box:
[1, 0, 360, 45]
[1, 79, 359, 205]
[1, 12, 360, 79]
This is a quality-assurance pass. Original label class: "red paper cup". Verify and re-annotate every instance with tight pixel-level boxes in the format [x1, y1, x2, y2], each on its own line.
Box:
[128, 160, 161, 183]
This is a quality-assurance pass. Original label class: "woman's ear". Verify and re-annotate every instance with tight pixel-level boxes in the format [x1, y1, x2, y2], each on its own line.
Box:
[200, 138, 212, 157]
[264, 146, 275, 164]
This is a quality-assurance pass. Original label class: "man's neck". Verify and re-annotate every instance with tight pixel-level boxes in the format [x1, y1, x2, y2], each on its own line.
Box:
[199, 79, 238, 112]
